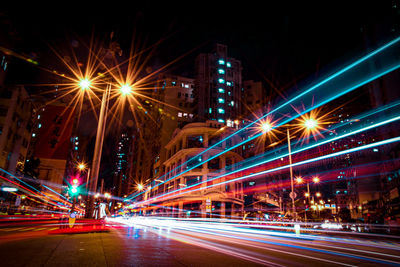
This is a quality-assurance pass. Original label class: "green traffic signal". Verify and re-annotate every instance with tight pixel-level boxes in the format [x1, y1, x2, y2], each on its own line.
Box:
[70, 185, 79, 195]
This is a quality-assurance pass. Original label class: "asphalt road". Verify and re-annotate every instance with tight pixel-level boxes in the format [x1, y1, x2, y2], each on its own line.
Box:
[0, 218, 399, 266]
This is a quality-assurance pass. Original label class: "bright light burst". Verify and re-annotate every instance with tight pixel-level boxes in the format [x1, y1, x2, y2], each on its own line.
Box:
[119, 84, 133, 96]
[304, 118, 318, 130]
[291, 107, 332, 143]
[261, 122, 272, 133]
[79, 78, 91, 91]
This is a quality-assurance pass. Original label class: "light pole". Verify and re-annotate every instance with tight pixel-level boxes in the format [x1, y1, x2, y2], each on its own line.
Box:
[79, 79, 133, 218]
[286, 127, 296, 220]
[261, 116, 320, 221]
[86, 83, 111, 218]
[78, 163, 91, 192]
[297, 175, 319, 222]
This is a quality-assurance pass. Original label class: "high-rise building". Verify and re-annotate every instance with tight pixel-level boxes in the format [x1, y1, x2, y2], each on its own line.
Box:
[195, 44, 243, 124]
[0, 86, 32, 175]
[152, 74, 196, 180]
[28, 101, 75, 193]
[112, 127, 136, 198]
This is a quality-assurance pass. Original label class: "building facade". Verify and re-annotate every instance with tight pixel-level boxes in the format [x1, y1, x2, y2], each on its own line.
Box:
[195, 44, 243, 124]
[0, 86, 32, 175]
[141, 121, 244, 218]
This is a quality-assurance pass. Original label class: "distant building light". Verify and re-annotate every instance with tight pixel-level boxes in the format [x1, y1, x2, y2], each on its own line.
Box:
[226, 62, 231, 67]
[218, 108, 225, 114]
[218, 98, 225, 103]
[218, 69, 225, 74]
[218, 78, 225, 84]
[218, 119, 225, 123]
[218, 88, 225, 93]
[32, 133, 36, 137]
[218, 59, 225, 65]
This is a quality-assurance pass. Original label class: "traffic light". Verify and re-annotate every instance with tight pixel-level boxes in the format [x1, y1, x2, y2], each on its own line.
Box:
[69, 178, 80, 196]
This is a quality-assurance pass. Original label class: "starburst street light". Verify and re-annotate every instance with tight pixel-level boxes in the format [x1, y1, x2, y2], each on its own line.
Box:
[79, 78, 91, 90]
[119, 84, 133, 96]
[78, 163, 86, 171]
[295, 176, 303, 184]
[137, 184, 144, 191]
[304, 118, 318, 130]
[261, 121, 272, 133]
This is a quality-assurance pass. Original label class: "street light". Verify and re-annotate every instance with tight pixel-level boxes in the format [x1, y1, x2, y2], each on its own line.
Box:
[304, 118, 318, 130]
[137, 183, 144, 191]
[261, 121, 272, 133]
[78, 77, 134, 218]
[119, 84, 133, 96]
[286, 116, 320, 221]
[78, 163, 86, 171]
[79, 78, 91, 91]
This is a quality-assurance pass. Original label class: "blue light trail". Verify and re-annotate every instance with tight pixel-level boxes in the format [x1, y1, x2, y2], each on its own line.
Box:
[125, 36, 400, 201]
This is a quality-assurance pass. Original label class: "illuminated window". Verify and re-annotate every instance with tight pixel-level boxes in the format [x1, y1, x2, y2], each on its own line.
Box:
[218, 78, 225, 84]
[178, 112, 182, 117]
[218, 59, 225, 65]
[226, 62, 231, 67]
[226, 81, 232, 86]
[218, 119, 225, 123]
[218, 88, 225, 93]
[209, 108, 212, 114]
[218, 98, 225, 103]
[218, 69, 225, 74]
[218, 108, 225, 114]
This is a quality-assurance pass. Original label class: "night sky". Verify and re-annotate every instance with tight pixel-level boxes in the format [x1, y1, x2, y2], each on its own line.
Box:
[2, 2, 397, 87]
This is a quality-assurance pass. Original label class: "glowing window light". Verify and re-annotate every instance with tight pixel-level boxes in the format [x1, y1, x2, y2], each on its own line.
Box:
[218, 69, 225, 74]
[218, 98, 225, 103]
[218, 108, 225, 114]
[218, 59, 225, 65]
[218, 88, 225, 93]
[218, 119, 225, 123]
[218, 78, 225, 84]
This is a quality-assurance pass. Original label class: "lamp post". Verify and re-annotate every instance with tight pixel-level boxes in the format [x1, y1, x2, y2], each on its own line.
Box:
[78, 163, 91, 192]
[79, 79, 133, 218]
[286, 127, 297, 220]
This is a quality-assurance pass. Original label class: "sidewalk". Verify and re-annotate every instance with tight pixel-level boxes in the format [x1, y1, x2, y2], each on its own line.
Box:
[0, 230, 125, 267]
